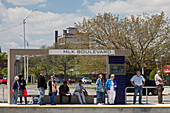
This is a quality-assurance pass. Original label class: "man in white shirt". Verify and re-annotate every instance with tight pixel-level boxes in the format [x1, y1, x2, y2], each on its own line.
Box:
[74, 80, 86, 104]
[155, 70, 164, 104]
[131, 71, 145, 104]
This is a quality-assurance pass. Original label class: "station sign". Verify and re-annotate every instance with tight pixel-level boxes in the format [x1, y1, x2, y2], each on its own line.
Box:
[49, 49, 115, 55]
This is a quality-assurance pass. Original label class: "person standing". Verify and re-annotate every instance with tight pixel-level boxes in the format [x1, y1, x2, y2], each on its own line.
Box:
[131, 71, 145, 104]
[37, 71, 47, 105]
[48, 75, 57, 105]
[96, 73, 105, 105]
[19, 75, 27, 105]
[106, 74, 117, 105]
[74, 80, 87, 104]
[155, 70, 164, 104]
[12, 76, 19, 104]
[59, 81, 71, 104]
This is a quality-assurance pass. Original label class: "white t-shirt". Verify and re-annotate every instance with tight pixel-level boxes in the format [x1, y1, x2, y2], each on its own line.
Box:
[155, 74, 164, 85]
[110, 81, 114, 91]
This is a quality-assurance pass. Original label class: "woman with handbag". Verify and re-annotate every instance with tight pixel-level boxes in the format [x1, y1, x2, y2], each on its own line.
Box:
[106, 74, 117, 105]
[12, 76, 19, 104]
[74, 80, 87, 104]
[19, 75, 27, 105]
[48, 75, 57, 105]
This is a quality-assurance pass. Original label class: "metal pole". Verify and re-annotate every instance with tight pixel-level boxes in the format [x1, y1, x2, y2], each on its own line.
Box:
[3, 87, 4, 103]
[23, 19, 26, 80]
[27, 56, 28, 83]
[125, 87, 127, 104]
[146, 87, 148, 104]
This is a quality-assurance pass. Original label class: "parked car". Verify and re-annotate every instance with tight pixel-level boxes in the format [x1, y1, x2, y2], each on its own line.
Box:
[81, 77, 92, 84]
[125, 73, 159, 95]
[0, 76, 7, 85]
[68, 78, 76, 83]
[163, 80, 170, 86]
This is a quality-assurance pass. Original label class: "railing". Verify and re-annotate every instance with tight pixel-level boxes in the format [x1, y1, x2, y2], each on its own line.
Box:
[125, 86, 170, 104]
[0, 86, 5, 103]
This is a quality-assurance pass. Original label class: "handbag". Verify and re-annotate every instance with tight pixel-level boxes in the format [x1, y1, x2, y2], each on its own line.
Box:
[11, 85, 13, 93]
[22, 89, 28, 97]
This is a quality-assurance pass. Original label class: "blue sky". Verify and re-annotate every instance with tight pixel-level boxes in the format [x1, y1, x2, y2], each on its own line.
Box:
[0, 0, 169, 52]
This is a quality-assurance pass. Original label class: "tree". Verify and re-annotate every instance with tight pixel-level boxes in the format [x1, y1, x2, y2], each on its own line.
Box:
[76, 55, 106, 74]
[50, 44, 78, 79]
[31, 66, 40, 79]
[150, 68, 167, 80]
[75, 12, 170, 72]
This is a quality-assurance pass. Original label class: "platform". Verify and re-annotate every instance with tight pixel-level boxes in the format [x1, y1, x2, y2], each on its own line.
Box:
[0, 103, 170, 113]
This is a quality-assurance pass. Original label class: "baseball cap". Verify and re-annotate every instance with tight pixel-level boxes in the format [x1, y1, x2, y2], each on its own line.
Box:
[157, 70, 161, 73]
[111, 74, 115, 77]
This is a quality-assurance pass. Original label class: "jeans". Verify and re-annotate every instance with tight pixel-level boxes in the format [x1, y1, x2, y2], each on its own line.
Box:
[134, 86, 143, 103]
[12, 89, 18, 104]
[19, 89, 27, 104]
[59, 93, 71, 103]
[97, 92, 105, 104]
[38, 87, 45, 104]
[75, 92, 86, 104]
[50, 92, 56, 104]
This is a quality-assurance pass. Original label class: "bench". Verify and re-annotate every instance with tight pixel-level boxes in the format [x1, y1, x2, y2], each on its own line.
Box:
[19, 94, 108, 104]
[42, 95, 94, 104]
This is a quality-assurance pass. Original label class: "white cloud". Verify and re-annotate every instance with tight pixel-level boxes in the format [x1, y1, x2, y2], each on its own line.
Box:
[38, 3, 46, 8]
[82, 0, 89, 6]
[6, 0, 47, 5]
[0, 1, 86, 52]
[87, 0, 170, 17]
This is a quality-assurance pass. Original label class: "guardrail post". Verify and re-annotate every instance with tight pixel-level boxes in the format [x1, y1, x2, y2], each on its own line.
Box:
[146, 87, 148, 104]
[125, 87, 127, 104]
[3, 87, 4, 103]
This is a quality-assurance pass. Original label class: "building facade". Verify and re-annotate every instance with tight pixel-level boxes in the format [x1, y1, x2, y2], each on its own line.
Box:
[55, 27, 80, 45]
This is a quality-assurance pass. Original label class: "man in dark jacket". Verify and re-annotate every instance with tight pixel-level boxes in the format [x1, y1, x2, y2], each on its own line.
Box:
[37, 71, 47, 105]
[19, 75, 27, 104]
[59, 81, 71, 104]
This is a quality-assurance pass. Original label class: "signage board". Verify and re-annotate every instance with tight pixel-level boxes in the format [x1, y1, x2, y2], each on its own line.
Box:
[49, 49, 115, 55]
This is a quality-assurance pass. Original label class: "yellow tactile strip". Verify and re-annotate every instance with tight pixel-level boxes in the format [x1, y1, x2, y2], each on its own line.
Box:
[0, 105, 170, 108]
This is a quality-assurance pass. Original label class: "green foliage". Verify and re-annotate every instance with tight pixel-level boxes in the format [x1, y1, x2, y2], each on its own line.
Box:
[149, 69, 157, 80]
[0, 71, 4, 76]
[31, 66, 40, 79]
[0, 52, 7, 62]
[75, 12, 170, 72]
[150, 68, 167, 80]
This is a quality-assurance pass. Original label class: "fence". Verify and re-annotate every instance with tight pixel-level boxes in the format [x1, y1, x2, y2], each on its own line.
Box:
[0, 86, 6, 103]
[125, 86, 170, 104]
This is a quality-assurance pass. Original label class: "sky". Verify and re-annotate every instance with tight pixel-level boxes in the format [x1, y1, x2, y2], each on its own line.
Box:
[0, 0, 169, 52]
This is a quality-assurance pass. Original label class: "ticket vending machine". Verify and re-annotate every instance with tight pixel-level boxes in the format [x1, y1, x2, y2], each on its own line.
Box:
[108, 56, 126, 104]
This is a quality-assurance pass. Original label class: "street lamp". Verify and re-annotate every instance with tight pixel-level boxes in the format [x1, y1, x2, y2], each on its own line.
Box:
[23, 9, 37, 83]
[20, 35, 29, 47]
[20, 35, 29, 83]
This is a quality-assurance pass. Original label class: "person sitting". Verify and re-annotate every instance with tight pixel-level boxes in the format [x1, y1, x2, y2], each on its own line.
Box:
[74, 80, 87, 104]
[59, 81, 71, 104]
[48, 75, 57, 105]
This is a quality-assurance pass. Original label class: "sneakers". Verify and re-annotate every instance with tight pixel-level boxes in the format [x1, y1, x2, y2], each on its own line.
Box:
[97, 103, 104, 105]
